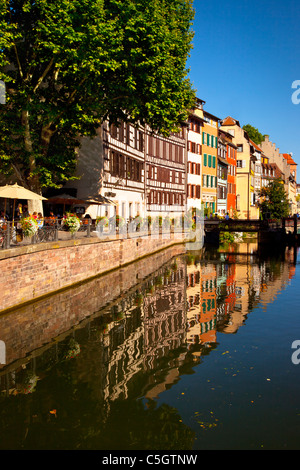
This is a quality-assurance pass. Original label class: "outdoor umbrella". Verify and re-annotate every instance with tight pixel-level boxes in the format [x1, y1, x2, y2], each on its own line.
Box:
[82, 194, 116, 219]
[0, 183, 47, 222]
[46, 193, 116, 216]
[84, 195, 116, 205]
[45, 194, 89, 213]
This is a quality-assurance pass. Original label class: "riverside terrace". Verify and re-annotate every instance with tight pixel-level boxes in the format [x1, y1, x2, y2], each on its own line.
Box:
[0, 217, 199, 313]
[0, 216, 204, 251]
[1, 215, 299, 250]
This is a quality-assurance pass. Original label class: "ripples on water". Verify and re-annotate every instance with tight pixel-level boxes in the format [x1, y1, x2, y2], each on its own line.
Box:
[0, 243, 300, 450]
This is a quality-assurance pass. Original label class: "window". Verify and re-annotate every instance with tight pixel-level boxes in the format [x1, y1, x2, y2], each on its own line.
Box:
[237, 144, 243, 152]
[127, 157, 143, 182]
[189, 118, 201, 133]
[237, 160, 246, 168]
[110, 151, 126, 178]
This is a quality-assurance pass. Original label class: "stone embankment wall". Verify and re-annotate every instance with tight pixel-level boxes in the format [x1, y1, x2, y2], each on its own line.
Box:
[0, 244, 185, 369]
[0, 232, 187, 313]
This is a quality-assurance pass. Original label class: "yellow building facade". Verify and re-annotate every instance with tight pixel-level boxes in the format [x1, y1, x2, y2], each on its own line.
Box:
[202, 111, 219, 214]
[187, 99, 219, 215]
[220, 117, 259, 219]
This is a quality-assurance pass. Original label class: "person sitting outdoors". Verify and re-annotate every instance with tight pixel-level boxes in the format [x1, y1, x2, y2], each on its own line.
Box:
[22, 205, 30, 218]
[37, 212, 44, 228]
[0, 210, 6, 224]
[82, 213, 91, 225]
[16, 203, 23, 219]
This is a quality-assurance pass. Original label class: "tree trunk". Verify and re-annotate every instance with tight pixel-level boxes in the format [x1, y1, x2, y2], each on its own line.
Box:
[21, 109, 44, 215]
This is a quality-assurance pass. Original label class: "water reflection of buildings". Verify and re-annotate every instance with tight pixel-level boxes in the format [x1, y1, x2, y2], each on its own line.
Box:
[186, 261, 217, 356]
[0, 255, 189, 407]
[0, 246, 298, 413]
[186, 246, 298, 342]
[103, 258, 188, 402]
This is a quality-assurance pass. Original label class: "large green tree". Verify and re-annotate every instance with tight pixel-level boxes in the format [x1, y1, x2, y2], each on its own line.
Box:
[0, 0, 195, 192]
[259, 179, 290, 219]
[242, 124, 265, 145]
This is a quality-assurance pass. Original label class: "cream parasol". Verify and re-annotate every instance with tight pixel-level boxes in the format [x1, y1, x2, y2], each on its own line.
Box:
[0, 183, 47, 222]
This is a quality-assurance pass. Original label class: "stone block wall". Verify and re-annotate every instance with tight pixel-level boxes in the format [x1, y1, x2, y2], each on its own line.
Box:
[0, 232, 186, 313]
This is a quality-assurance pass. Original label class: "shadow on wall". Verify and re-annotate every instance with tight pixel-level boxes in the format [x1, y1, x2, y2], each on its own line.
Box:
[64, 131, 105, 199]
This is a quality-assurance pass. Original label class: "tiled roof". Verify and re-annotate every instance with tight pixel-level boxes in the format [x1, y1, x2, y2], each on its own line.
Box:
[221, 116, 240, 126]
[249, 139, 262, 153]
[282, 153, 297, 165]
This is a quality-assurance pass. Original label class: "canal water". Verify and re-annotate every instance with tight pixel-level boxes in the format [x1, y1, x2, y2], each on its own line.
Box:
[0, 242, 300, 450]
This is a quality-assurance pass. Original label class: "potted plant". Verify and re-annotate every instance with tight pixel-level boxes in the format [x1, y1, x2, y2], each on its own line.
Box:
[96, 216, 108, 233]
[115, 215, 125, 229]
[63, 213, 81, 233]
[21, 215, 38, 238]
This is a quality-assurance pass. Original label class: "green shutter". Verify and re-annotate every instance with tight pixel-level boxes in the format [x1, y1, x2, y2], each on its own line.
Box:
[202, 132, 205, 144]
[208, 155, 211, 167]
[204, 154, 207, 166]
[213, 156, 216, 168]
[207, 134, 210, 146]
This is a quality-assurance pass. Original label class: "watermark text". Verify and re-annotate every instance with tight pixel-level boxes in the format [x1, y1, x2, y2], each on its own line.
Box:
[291, 80, 300, 104]
[291, 340, 300, 364]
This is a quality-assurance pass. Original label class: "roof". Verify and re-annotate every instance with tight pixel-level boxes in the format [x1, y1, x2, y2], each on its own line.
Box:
[261, 162, 284, 178]
[218, 156, 229, 166]
[218, 130, 238, 149]
[188, 112, 205, 122]
[282, 153, 297, 165]
[221, 116, 241, 127]
[249, 139, 263, 153]
[204, 110, 221, 122]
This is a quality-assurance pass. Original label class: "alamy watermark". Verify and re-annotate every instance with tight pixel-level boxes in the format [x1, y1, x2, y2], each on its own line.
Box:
[0, 80, 5, 104]
[291, 80, 300, 104]
[291, 340, 300, 364]
[94, 211, 205, 250]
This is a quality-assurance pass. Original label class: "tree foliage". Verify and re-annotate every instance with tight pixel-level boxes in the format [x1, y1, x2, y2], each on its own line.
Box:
[242, 124, 265, 145]
[0, 0, 196, 191]
[259, 179, 290, 219]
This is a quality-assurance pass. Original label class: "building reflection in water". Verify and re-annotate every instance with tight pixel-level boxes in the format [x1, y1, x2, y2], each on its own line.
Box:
[0, 243, 298, 443]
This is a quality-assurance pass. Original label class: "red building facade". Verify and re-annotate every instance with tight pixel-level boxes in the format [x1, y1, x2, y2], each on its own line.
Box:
[219, 129, 237, 215]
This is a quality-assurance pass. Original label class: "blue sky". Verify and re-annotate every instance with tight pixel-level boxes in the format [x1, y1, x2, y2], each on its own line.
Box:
[187, 0, 300, 166]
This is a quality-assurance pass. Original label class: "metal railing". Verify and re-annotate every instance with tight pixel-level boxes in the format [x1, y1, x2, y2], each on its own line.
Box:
[1, 217, 200, 250]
